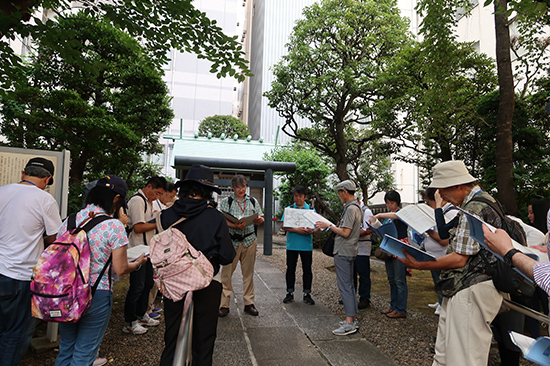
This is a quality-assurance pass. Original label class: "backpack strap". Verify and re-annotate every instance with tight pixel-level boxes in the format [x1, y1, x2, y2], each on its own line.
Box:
[469, 195, 506, 218]
[130, 192, 149, 244]
[78, 215, 114, 293]
[92, 254, 112, 295]
[67, 213, 77, 231]
[156, 213, 187, 233]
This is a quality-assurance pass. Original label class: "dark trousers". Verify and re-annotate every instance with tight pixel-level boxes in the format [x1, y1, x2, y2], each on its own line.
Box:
[0, 275, 35, 366]
[160, 281, 222, 366]
[353, 255, 371, 301]
[124, 260, 154, 323]
[285, 250, 313, 294]
[492, 310, 524, 366]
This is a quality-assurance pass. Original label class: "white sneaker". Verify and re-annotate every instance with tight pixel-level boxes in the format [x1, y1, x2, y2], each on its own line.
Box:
[428, 302, 439, 309]
[122, 321, 148, 335]
[139, 313, 160, 327]
[434, 304, 441, 315]
[93, 357, 107, 366]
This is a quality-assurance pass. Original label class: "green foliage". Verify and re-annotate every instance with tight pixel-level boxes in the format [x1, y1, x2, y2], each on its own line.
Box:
[380, 38, 497, 184]
[198, 115, 250, 138]
[263, 142, 336, 218]
[264, 0, 411, 181]
[0, 0, 251, 94]
[475, 88, 550, 216]
[0, 13, 173, 203]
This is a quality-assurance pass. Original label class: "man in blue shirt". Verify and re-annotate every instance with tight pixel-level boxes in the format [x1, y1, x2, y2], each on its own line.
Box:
[282, 186, 316, 305]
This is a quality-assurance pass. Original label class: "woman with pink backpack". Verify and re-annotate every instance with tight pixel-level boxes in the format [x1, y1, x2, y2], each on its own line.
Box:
[158, 165, 235, 366]
[55, 176, 148, 366]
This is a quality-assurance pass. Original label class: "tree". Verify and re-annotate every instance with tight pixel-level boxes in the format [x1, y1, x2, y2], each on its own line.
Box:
[0, 14, 173, 190]
[264, 142, 336, 219]
[0, 0, 251, 93]
[264, 0, 411, 181]
[379, 37, 497, 184]
[475, 90, 550, 215]
[198, 115, 250, 139]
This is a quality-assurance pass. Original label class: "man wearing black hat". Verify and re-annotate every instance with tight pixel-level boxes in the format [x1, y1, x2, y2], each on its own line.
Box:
[0, 157, 62, 366]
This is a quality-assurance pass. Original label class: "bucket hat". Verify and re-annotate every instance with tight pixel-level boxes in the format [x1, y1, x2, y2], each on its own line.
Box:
[429, 160, 476, 189]
[182, 164, 221, 194]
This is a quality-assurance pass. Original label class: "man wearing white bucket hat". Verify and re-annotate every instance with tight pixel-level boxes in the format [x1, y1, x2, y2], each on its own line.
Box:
[398, 160, 505, 366]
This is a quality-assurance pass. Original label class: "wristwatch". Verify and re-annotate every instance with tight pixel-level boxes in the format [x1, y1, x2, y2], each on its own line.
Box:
[503, 249, 520, 267]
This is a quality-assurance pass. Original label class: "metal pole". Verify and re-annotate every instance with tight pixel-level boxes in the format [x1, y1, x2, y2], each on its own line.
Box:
[264, 168, 273, 255]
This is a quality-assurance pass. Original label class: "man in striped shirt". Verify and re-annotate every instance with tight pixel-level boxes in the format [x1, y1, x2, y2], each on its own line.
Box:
[484, 225, 550, 297]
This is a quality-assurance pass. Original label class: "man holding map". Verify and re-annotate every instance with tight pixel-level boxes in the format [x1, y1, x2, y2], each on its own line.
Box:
[219, 175, 264, 318]
[281, 186, 316, 305]
[397, 160, 504, 366]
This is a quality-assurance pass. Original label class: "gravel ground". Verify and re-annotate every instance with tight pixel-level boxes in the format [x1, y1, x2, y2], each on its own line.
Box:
[20, 237, 536, 366]
[260, 240, 536, 366]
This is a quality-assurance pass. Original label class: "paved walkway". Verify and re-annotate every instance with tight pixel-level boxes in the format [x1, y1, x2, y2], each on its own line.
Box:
[212, 255, 396, 366]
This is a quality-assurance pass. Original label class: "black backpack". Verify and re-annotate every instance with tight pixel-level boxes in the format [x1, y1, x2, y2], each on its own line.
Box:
[470, 196, 527, 246]
[470, 195, 534, 304]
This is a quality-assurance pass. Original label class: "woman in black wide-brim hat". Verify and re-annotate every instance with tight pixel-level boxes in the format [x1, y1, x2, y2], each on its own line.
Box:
[159, 165, 235, 366]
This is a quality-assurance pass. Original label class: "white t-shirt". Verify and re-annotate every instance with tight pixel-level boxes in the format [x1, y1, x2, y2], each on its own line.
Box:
[0, 184, 62, 280]
[424, 203, 458, 258]
[127, 189, 155, 248]
[358, 207, 373, 256]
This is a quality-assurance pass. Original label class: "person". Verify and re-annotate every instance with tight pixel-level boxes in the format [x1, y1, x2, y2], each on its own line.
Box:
[147, 182, 178, 320]
[154, 182, 178, 211]
[398, 160, 505, 366]
[355, 198, 373, 309]
[0, 157, 63, 366]
[281, 186, 316, 305]
[158, 164, 235, 366]
[123, 176, 167, 334]
[421, 188, 458, 315]
[219, 174, 264, 317]
[374, 190, 409, 319]
[315, 179, 362, 335]
[483, 225, 550, 297]
[524, 199, 550, 338]
[55, 175, 148, 366]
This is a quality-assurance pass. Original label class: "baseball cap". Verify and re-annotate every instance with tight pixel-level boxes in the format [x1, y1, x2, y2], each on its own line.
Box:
[26, 157, 55, 185]
[96, 175, 128, 204]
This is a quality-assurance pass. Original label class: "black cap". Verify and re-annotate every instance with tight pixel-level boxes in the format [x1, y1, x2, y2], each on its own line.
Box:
[26, 157, 55, 185]
[182, 164, 221, 194]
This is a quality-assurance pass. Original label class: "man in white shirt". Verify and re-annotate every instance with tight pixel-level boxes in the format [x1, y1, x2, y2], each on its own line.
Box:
[0, 157, 62, 366]
[122, 176, 167, 335]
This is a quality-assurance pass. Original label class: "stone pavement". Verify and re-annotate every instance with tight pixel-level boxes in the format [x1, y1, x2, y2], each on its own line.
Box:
[212, 255, 396, 366]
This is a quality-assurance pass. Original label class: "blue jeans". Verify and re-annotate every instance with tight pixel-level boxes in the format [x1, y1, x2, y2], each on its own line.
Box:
[285, 250, 313, 293]
[0, 274, 36, 366]
[353, 255, 371, 301]
[56, 290, 112, 366]
[385, 257, 407, 314]
[124, 260, 154, 323]
[334, 254, 357, 317]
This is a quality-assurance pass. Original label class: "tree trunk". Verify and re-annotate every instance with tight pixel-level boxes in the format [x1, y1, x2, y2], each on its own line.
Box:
[335, 161, 350, 181]
[494, 0, 518, 215]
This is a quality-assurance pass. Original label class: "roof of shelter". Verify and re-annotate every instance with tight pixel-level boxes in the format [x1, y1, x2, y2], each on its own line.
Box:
[170, 135, 277, 165]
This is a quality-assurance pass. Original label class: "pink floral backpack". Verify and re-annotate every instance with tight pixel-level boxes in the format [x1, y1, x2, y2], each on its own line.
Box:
[150, 215, 214, 301]
[30, 214, 112, 322]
